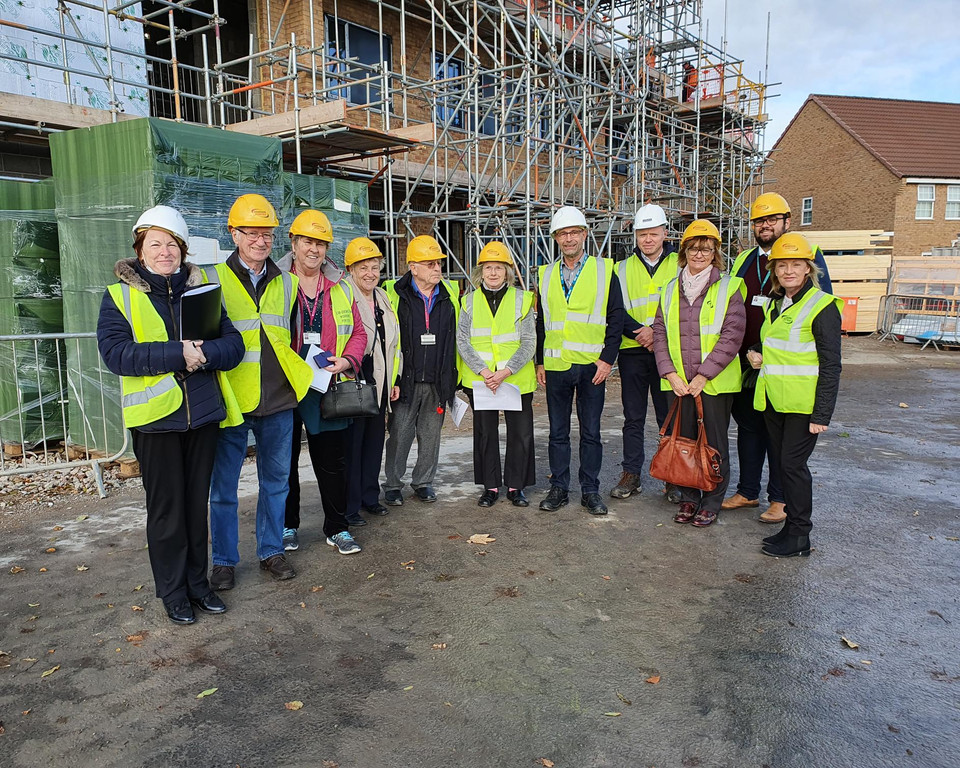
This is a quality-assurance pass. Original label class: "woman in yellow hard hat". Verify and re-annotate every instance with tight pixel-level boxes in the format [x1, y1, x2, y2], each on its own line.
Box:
[651, 219, 746, 527]
[341, 236, 401, 522]
[746, 232, 842, 558]
[456, 241, 536, 507]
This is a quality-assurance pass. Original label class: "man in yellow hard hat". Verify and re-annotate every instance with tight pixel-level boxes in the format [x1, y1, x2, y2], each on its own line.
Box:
[206, 193, 313, 590]
[723, 193, 833, 523]
[382, 234, 461, 505]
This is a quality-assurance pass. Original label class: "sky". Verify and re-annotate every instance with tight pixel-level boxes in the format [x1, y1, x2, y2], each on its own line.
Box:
[700, 0, 960, 149]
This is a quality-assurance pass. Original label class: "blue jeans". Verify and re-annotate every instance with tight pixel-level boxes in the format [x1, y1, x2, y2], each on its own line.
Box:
[545, 363, 606, 494]
[210, 409, 293, 566]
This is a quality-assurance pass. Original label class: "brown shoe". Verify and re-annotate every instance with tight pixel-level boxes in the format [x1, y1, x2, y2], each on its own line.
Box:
[610, 471, 642, 499]
[673, 502, 697, 524]
[759, 501, 787, 524]
[259, 553, 296, 580]
[721, 493, 759, 510]
[691, 508, 718, 527]
[210, 565, 235, 591]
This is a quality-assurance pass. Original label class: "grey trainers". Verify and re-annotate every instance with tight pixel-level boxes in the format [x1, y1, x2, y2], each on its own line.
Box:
[282, 527, 299, 551]
[326, 531, 362, 555]
[610, 471, 642, 499]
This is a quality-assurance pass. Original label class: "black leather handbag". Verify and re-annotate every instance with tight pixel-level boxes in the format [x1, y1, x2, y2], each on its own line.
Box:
[321, 370, 379, 419]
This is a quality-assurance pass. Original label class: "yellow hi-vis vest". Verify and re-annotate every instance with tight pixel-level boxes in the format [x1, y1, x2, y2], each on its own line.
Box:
[754, 288, 843, 414]
[458, 287, 537, 394]
[659, 274, 744, 395]
[615, 251, 679, 349]
[384, 278, 461, 386]
[204, 263, 312, 412]
[539, 255, 614, 370]
[107, 283, 242, 428]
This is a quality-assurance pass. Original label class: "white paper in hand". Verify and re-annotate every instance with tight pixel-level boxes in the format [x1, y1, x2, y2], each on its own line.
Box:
[449, 395, 470, 427]
[471, 382, 522, 411]
[305, 344, 333, 393]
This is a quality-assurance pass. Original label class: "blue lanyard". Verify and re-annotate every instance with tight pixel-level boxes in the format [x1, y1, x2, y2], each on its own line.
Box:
[562, 258, 586, 300]
[756, 251, 771, 293]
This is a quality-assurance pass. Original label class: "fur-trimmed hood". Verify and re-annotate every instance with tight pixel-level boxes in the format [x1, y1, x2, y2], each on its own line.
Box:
[113, 257, 205, 292]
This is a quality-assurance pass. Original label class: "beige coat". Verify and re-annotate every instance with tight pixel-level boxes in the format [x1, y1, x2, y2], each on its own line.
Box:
[342, 275, 401, 411]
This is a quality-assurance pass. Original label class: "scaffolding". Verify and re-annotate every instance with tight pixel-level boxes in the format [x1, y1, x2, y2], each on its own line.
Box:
[0, 0, 770, 282]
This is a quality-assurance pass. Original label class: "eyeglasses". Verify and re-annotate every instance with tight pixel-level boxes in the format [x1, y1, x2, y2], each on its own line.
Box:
[752, 214, 787, 227]
[554, 229, 585, 240]
[688, 247, 716, 255]
[235, 229, 275, 243]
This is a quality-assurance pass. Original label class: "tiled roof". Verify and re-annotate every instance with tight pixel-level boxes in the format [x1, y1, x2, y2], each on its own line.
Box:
[786, 94, 960, 178]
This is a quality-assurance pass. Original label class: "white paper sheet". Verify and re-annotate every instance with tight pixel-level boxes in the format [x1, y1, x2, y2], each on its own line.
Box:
[471, 381, 522, 411]
[449, 395, 470, 427]
[305, 344, 333, 393]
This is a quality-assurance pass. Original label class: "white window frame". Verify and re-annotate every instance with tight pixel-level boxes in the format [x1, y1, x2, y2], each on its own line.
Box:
[801, 196, 813, 226]
[915, 184, 935, 220]
[946, 185, 960, 220]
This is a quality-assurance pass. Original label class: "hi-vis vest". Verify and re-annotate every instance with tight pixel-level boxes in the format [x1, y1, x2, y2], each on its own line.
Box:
[384, 278, 461, 387]
[539, 255, 614, 370]
[327, 280, 356, 359]
[659, 274, 744, 395]
[458, 287, 537, 394]
[107, 283, 242, 428]
[204, 264, 312, 412]
[754, 288, 843, 414]
[615, 251, 679, 349]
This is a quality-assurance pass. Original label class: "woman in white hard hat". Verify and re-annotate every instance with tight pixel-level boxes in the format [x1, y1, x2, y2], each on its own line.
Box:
[97, 205, 244, 625]
[747, 232, 842, 558]
[456, 242, 536, 507]
[341, 237, 401, 522]
[652, 219, 745, 527]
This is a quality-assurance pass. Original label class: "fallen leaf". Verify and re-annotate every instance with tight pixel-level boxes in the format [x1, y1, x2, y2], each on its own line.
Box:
[133, 585, 144, 592]
[196, 688, 218, 699]
[913, 510, 920, 516]
[841, 636, 859, 650]
[838, 431, 851, 438]
[311, 586, 324, 592]
[602, 575, 611, 581]
[367, 573, 375, 579]
[402, 685, 413, 691]
[9, 566, 25, 574]
[616, 691, 632, 705]
[53, 526, 64, 531]
[41, 664, 60, 678]
[28, 603, 39, 607]
[76, 565, 89, 572]
[45, 548, 56, 554]
[401, 560, 416, 566]
[76, 515, 88, 521]
[126, 634, 146, 643]
[21, 657, 38, 662]
[898, 402, 909, 408]
[38, 568, 47, 573]
[467, 533, 496, 545]
[27, 615, 39, 622]
[861, 660, 872, 665]
[447, 534, 462, 540]
[299, 602, 306, 608]
[431, 643, 447, 650]
[946, 537, 959, 542]
[645, 675, 661, 685]
[537, 760, 555, 767]
[21, 710, 30, 716]
[284, 700, 304, 710]
[603, 711, 622, 717]
[656, 523, 663, 527]
[131, 605, 144, 612]
[322, 761, 339, 768]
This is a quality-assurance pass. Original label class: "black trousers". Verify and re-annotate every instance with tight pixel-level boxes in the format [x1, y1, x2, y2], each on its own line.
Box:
[286, 412, 350, 538]
[345, 405, 388, 515]
[132, 423, 219, 605]
[762, 408, 819, 536]
[665, 392, 733, 514]
[731, 387, 784, 503]
[466, 390, 536, 490]
[619, 352, 669, 473]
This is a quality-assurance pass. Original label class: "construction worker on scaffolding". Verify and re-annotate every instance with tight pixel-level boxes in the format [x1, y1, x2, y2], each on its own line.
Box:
[536, 206, 624, 516]
[610, 203, 679, 502]
[722, 192, 833, 524]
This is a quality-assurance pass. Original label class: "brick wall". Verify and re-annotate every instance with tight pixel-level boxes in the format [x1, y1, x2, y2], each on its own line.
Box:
[892, 180, 960, 257]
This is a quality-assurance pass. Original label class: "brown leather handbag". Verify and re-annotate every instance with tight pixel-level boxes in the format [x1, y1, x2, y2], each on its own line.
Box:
[649, 394, 723, 491]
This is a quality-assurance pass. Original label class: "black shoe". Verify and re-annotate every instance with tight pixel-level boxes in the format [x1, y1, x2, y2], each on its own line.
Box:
[210, 565, 235, 591]
[507, 489, 529, 507]
[478, 489, 499, 507]
[664, 484, 683, 504]
[260, 553, 297, 580]
[345, 512, 368, 527]
[190, 592, 227, 614]
[581, 493, 608, 515]
[762, 524, 790, 546]
[363, 503, 389, 516]
[384, 490, 404, 506]
[165, 599, 196, 625]
[539, 486, 569, 511]
[414, 486, 437, 503]
[761, 535, 811, 558]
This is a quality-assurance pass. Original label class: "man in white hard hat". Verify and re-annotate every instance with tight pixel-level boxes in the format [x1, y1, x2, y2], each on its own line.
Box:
[611, 203, 679, 500]
[536, 206, 624, 515]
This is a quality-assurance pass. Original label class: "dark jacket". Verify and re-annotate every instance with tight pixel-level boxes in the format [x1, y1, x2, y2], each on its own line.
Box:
[97, 258, 244, 432]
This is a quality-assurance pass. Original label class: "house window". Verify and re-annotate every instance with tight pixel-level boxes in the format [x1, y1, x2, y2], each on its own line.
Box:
[947, 186, 960, 220]
[801, 197, 813, 226]
[915, 184, 935, 220]
[325, 16, 392, 106]
[434, 54, 465, 129]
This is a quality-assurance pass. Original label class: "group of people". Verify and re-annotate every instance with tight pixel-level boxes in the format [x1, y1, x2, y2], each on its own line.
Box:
[96, 191, 841, 626]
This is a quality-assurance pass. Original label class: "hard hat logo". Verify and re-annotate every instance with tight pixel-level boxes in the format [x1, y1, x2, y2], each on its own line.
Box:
[289, 209, 334, 242]
[750, 192, 790, 220]
[228, 194, 279, 228]
[251, 207, 272, 220]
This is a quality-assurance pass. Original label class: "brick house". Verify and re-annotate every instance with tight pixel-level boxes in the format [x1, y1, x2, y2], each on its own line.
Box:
[761, 94, 960, 258]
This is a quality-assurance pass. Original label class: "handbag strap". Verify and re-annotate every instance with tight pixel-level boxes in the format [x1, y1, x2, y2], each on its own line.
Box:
[659, 394, 685, 439]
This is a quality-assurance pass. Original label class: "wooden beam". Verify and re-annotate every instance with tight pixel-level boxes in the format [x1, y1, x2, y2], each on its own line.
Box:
[0, 93, 133, 129]
[391, 123, 435, 143]
[224, 100, 347, 136]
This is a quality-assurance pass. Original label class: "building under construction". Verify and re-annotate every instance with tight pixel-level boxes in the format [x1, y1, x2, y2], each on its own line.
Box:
[1, 0, 769, 281]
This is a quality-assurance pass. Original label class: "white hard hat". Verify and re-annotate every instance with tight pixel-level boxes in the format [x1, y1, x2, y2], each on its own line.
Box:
[633, 204, 667, 230]
[550, 206, 588, 234]
[132, 205, 190, 248]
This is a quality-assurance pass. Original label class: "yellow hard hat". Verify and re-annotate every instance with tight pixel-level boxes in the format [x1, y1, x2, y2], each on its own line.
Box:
[345, 237, 383, 267]
[289, 209, 333, 242]
[406, 234, 446, 263]
[477, 241, 513, 265]
[228, 194, 279, 228]
[750, 193, 790, 220]
[679, 219, 721, 249]
[768, 232, 814, 261]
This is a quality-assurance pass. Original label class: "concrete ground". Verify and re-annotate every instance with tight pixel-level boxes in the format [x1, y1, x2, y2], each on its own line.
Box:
[1, 336, 958, 768]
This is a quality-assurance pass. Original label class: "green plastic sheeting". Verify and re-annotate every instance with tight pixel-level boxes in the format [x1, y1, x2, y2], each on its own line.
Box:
[281, 173, 370, 268]
[0, 179, 66, 449]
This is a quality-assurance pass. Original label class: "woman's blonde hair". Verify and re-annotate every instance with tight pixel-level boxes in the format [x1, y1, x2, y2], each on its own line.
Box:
[677, 236, 723, 271]
[767, 258, 824, 295]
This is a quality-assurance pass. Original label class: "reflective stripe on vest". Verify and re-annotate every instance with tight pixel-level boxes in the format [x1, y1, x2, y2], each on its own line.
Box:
[659, 273, 743, 395]
[615, 252, 679, 349]
[539, 256, 613, 370]
[754, 288, 843, 414]
[459, 287, 536, 394]
[107, 283, 183, 428]
[329, 281, 355, 356]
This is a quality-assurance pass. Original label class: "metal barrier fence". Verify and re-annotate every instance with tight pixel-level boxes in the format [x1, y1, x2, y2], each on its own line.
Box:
[0, 332, 128, 498]
[877, 295, 960, 350]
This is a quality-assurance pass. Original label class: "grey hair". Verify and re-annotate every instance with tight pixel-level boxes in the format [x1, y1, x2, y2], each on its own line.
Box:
[470, 262, 516, 289]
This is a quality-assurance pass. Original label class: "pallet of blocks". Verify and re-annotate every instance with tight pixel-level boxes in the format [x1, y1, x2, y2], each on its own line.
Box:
[805, 230, 892, 333]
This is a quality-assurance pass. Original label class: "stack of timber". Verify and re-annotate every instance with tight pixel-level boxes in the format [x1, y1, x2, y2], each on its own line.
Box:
[891, 257, 960, 302]
[806, 230, 892, 333]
